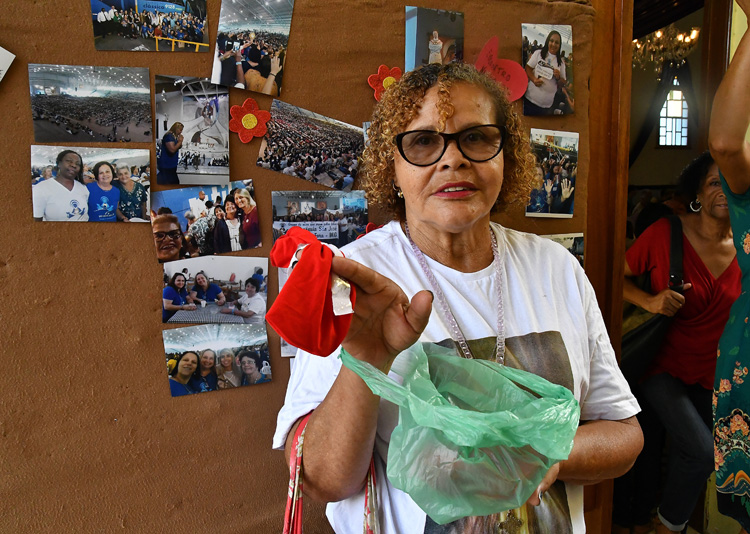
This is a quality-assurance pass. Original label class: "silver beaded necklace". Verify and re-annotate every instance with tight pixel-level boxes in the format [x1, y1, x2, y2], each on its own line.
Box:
[404, 222, 506, 364]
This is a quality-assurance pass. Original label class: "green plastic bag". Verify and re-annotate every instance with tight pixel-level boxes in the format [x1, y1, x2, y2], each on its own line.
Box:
[339, 343, 580, 525]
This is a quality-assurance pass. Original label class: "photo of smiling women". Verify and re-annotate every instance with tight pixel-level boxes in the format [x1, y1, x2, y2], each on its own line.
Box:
[522, 23, 574, 116]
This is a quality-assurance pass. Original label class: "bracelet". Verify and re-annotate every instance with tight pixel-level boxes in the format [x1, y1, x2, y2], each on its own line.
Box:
[231, 309, 235, 315]
[235, 61, 242, 65]
[269, 73, 276, 78]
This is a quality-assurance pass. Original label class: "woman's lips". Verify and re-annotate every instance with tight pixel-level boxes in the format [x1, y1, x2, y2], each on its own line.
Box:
[434, 182, 477, 198]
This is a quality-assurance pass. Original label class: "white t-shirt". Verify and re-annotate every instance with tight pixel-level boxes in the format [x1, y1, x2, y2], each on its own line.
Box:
[273, 221, 639, 534]
[525, 49, 566, 109]
[238, 292, 266, 324]
[32, 178, 89, 221]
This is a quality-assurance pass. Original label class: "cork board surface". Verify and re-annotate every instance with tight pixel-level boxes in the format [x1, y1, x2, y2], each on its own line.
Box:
[1, 1, 593, 532]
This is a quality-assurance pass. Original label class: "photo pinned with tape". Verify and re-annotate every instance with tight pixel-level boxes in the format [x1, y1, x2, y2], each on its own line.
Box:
[522, 23, 574, 116]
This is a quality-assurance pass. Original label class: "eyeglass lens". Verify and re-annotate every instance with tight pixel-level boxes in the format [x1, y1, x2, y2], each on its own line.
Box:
[399, 125, 504, 166]
[154, 231, 181, 241]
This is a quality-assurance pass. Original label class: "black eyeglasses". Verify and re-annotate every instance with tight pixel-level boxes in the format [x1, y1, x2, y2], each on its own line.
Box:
[153, 230, 182, 242]
[395, 124, 505, 167]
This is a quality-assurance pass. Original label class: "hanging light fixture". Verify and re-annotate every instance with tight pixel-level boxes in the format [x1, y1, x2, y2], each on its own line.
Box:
[632, 24, 701, 74]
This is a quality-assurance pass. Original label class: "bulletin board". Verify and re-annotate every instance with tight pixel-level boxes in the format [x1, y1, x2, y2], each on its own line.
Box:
[1, 0, 595, 532]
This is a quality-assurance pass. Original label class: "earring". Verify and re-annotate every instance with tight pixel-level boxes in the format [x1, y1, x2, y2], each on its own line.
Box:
[690, 198, 702, 213]
[393, 182, 404, 199]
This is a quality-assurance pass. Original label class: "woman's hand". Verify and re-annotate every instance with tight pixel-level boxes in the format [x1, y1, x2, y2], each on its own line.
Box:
[533, 77, 544, 87]
[553, 68, 561, 80]
[331, 256, 433, 372]
[645, 284, 692, 316]
[561, 179, 575, 201]
[543, 178, 553, 197]
[270, 55, 282, 77]
[526, 462, 560, 507]
[220, 307, 232, 315]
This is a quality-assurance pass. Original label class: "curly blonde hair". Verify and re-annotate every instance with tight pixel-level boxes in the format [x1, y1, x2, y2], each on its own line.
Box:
[361, 63, 535, 221]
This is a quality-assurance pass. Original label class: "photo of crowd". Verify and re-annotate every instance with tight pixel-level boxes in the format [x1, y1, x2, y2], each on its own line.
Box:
[404, 6, 464, 72]
[271, 190, 368, 247]
[162, 324, 270, 397]
[257, 100, 363, 192]
[150, 180, 262, 263]
[542, 233, 584, 268]
[211, 0, 295, 96]
[155, 75, 229, 185]
[522, 23, 574, 116]
[91, 0, 208, 52]
[162, 256, 267, 325]
[525, 128, 579, 218]
[29, 64, 151, 143]
[31, 145, 150, 222]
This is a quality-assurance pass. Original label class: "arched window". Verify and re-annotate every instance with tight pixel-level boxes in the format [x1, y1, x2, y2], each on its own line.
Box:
[658, 77, 689, 146]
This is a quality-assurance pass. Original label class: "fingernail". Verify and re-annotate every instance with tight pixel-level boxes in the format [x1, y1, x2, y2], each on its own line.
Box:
[427, 290, 434, 301]
[538, 490, 544, 502]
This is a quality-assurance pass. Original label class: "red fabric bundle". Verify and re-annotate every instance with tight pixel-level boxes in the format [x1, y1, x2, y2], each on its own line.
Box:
[267, 227, 356, 356]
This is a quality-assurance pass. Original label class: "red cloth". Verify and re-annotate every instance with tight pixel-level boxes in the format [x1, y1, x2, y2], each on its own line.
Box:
[626, 217, 741, 388]
[267, 227, 356, 356]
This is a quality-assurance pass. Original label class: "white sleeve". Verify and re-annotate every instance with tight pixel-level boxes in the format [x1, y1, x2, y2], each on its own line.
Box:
[576, 262, 640, 421]
[242, 296, 266, 316]
[272, 347, 343, 450]
[526, 49, 540, 68]
[32, 183, 47, 219]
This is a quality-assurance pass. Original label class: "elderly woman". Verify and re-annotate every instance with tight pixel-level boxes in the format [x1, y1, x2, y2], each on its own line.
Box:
[238, 350, 270, 386]
[114, 164, 147, 221]
[168, 351, 198, 397]
[620, 152, 740, 534]
[221, 278, 264, 323]
[273, 63, 642, 532]
[87, 161, 120, 222]
[234, 188, 261, 249]
[162, 272, 196, 322]
[708, 2, 750, 530]
[189, 271, 226, 306]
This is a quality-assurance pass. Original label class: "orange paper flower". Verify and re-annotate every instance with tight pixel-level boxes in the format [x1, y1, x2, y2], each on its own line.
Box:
[368, 65, 402, 101]
[229, 98, 271, 143]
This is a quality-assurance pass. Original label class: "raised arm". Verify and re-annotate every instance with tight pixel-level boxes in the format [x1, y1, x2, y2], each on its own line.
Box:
[284, 256, 432, 502]
[709, 0, 750, 194]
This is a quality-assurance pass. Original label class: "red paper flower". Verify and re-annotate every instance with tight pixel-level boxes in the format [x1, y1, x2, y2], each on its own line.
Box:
[229, 98, 271, 143]
[368, 65, 402, 101]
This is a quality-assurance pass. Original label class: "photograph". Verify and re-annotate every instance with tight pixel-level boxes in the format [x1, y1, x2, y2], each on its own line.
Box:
[162, 256, 268, 324]
[0, 45, 15, 84]
[155, 75, 229, 186]
[271, 190, 368, 247]
[541, 233, 584, 268]
[150, 180, 261, 263]
[162, 324, 270, 396]
[522, 23, 574, 116]
[525, 128, 579, 218]
[91, 0, 208, 52]
[29, 64, 152, 143]
[257, 100, 364, 191]
[31, 145, 150, 222]
[210, 0, 295, 96]
[404, 6, 464, 72]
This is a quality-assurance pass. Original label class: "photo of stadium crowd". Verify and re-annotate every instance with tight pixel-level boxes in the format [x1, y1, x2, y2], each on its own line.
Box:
[211, 0, 295, 96]
[29, 64, 151, 143]
[155, 75, 229, 185]
[90, 0, 208, 52]
[257, 100, 363, 192]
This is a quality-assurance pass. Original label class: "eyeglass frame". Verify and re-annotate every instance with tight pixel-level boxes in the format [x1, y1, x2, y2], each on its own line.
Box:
[394, 124, 506, 167]
[153, 230, 183, 242]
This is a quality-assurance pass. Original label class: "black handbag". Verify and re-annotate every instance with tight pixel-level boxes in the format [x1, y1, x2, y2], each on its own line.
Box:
[620, 215, 684, 384]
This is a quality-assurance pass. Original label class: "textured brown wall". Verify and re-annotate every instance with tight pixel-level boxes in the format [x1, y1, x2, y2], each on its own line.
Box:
[0, 0, 593, 532]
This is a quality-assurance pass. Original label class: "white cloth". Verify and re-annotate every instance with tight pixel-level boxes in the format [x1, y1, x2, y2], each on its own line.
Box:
[97, 11, 107, 23]
[525, 49, 566, 109]
[273, 221, 639, 534]
[32, 179, 89, 221]
[227, 219, 242, 251]
[238, 292, 266, 324]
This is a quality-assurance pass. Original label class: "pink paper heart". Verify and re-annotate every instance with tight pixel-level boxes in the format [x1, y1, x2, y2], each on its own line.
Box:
[475, 36, 527, 102]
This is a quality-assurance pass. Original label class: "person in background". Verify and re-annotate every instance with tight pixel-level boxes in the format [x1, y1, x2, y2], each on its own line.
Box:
[157, 122, 184, 185]
[221, 278, 265, 323]
[621, 152, 740, 534]
[152, 214, 185, 263]
[168, 351, 198, 397]
[87, 161, 119, 222]
[33, 150, 89, 222]
[185, 211, 211, 255]
[235, 188, 261, 248]
[114, 164, 147, 221]
[524, 30, 567, 116]
[213, 199, 244, 253]
[238, 350, 270, 386]
[707, 2, 750, 531]
[216, 348, 241, 389]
